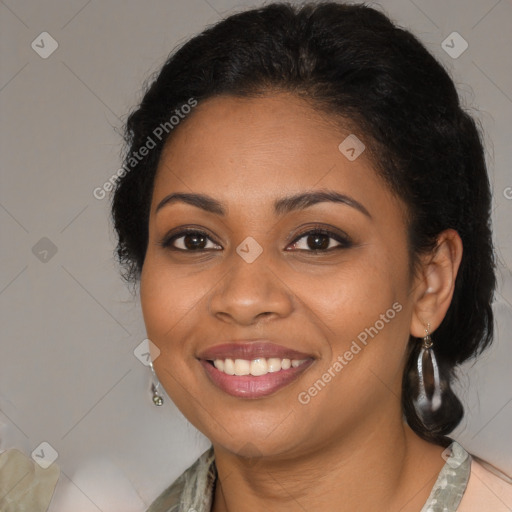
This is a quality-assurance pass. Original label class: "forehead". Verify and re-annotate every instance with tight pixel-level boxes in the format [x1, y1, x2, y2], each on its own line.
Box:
[152, 93, 392, 214]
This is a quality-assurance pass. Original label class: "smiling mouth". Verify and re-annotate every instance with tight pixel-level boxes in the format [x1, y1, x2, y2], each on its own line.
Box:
[199, 357, 314, 398]
[206, 357, 310, 376]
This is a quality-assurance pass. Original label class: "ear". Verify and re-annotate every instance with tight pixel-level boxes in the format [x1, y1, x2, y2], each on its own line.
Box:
[410, 229, 463, 338]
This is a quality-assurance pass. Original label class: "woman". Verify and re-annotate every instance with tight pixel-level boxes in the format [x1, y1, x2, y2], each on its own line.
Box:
[111, 2, 512, 510]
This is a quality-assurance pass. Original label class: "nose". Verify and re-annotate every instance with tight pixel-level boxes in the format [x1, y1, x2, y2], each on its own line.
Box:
[208, 251, 294, 326]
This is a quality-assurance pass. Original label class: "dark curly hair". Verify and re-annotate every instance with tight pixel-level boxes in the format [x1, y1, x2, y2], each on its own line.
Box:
[110, 1, 496, 445]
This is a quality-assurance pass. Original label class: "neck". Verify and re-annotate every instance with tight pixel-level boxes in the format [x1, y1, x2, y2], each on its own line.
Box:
[212, 418, 446, 512]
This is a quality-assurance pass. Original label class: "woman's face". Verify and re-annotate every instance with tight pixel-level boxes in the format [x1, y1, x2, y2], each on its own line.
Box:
[140, 93, 418, 458]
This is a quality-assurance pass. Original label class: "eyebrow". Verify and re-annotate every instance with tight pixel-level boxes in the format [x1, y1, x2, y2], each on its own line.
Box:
[155, 189, 371, 219]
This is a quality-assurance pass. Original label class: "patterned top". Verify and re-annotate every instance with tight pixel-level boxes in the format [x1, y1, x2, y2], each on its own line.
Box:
[147, 441, 512, 512]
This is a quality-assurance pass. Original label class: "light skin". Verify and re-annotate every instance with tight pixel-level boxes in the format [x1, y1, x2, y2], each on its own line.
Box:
[139, 92, 463, 511]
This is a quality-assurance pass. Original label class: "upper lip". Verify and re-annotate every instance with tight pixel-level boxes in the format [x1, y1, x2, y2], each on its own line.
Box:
[197, 340, 315, 361]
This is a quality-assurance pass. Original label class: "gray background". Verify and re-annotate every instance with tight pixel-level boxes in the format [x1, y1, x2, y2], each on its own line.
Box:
[0, 0, 511, 510]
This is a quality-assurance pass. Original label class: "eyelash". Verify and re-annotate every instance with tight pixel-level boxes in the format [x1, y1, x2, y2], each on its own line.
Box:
[288, 228, 352, 252]
[159, 226, 352, 253]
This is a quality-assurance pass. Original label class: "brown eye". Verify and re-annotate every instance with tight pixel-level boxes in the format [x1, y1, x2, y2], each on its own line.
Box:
[305, 233, 331, 250]
[182, 233, 208, 250]
[288, 229, 352, 252]
[161, 230, 222, 251]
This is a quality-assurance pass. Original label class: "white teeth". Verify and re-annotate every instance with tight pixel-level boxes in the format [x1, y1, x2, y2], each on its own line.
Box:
[211, 357, 308, 376]
[223, 358, 235, 375]
[250, 358, 268, 376]
[234, 359, 250, 376]
[267, 358, 282, 372]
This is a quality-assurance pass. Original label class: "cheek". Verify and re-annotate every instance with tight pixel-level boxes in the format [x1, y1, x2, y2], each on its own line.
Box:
[294, 248, 404, 330]
[296, 247, 410, 387]
[139, 254, 199, 348]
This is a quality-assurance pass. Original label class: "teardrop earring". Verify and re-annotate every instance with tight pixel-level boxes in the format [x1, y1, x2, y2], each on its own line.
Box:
[414, 323, 442, 419]
[149, 360, 164, 406]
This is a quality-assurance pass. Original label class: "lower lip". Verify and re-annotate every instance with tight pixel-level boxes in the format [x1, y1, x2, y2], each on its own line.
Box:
[199, 359, 314, 399]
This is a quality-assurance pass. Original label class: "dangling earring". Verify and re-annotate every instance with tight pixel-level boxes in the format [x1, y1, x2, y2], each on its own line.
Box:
[414, 323, 442, 417]
[149, 360, 164, 406]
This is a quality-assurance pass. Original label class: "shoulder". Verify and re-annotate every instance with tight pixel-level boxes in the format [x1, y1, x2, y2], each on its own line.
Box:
[458, 456, 512, 511]
[146, 446, 216, 512]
